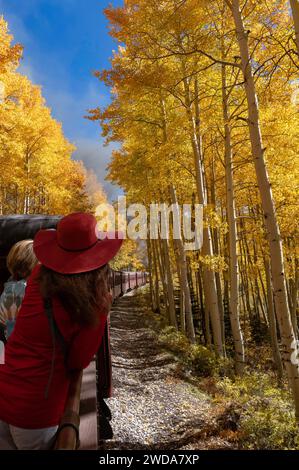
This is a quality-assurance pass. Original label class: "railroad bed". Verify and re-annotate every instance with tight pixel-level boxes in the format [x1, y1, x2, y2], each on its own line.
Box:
[81, 288, 234, 451]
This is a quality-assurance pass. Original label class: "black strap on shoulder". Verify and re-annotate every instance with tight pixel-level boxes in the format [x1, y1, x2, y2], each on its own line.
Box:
[44, 298, 68, 361]
[44, 298, 68, 399]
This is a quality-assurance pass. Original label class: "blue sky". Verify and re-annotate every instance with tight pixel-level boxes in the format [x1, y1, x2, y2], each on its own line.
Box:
[0, 0, 122, 199]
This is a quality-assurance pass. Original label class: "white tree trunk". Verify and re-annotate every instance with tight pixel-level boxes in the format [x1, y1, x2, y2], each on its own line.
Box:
[222, 62, 245, 374]
[229, 0, 299, 418]
[265, 258, 284, 381]
[181, 70, 223, 355]
[170, 185, 195, 342]
[147, 238, 158, 312]
[155, 237, 169, 320]
[161, 236, 178, 329]
[173, 237, 186, 334]
[290, 260, 299, 337]
[151, 237, 161, 313]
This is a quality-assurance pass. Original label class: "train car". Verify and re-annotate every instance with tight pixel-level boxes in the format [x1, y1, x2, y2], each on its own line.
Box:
[0, 215, 147, 449]
[0, 216, 147, 296]
[110, 270, 147, 299]
[0, 215, 61, 292]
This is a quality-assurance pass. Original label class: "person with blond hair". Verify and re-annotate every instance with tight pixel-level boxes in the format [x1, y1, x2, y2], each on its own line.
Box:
[0, 240, 38, 339]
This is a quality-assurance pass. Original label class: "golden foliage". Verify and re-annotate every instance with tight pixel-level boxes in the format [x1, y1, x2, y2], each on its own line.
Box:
[0, 17, 105, 215]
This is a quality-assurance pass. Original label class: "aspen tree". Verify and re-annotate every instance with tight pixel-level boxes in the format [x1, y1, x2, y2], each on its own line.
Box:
[226, 0, 299, 417]
[181, 65, 223, 355]
[265, 258, 284, 381]
[0, 17, 93, 215]
[222, 59, 245, 373]
[170, 185, 195, 342]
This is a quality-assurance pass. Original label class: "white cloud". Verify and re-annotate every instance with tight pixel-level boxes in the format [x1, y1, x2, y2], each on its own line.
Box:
[44, 81, 106, 130]
[41, 86, 121, 201]
[73, 138, 122, 201]
[1, 0, 121, 202]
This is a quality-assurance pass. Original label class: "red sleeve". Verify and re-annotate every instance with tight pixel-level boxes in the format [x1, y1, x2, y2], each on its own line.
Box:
[67, 313, 107, 371]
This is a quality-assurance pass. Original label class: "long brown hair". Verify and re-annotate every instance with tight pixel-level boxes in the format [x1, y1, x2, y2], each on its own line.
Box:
[39, 264, 111, 327]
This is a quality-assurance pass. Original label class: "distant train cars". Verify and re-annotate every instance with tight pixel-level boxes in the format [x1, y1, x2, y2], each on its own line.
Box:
[111, 271, 147, 299]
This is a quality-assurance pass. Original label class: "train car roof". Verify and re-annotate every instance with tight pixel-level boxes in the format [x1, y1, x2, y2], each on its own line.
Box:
[0, 215, 61, 254]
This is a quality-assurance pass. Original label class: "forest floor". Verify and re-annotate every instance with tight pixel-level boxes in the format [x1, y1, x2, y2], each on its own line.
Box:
[101, 288, 236, 450]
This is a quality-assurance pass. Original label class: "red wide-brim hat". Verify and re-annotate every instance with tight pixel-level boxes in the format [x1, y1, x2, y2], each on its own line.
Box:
[33, 212, 124, 274]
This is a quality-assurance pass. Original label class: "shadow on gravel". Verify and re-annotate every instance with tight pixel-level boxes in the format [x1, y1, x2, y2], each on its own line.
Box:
[104, 290, 234, 450]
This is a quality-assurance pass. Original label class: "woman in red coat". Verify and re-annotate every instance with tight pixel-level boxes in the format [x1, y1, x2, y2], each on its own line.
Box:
[0, 212, 123, 450]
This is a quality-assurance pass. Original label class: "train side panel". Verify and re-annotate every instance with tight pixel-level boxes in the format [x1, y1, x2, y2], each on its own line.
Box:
[111, 270, 147, 299]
